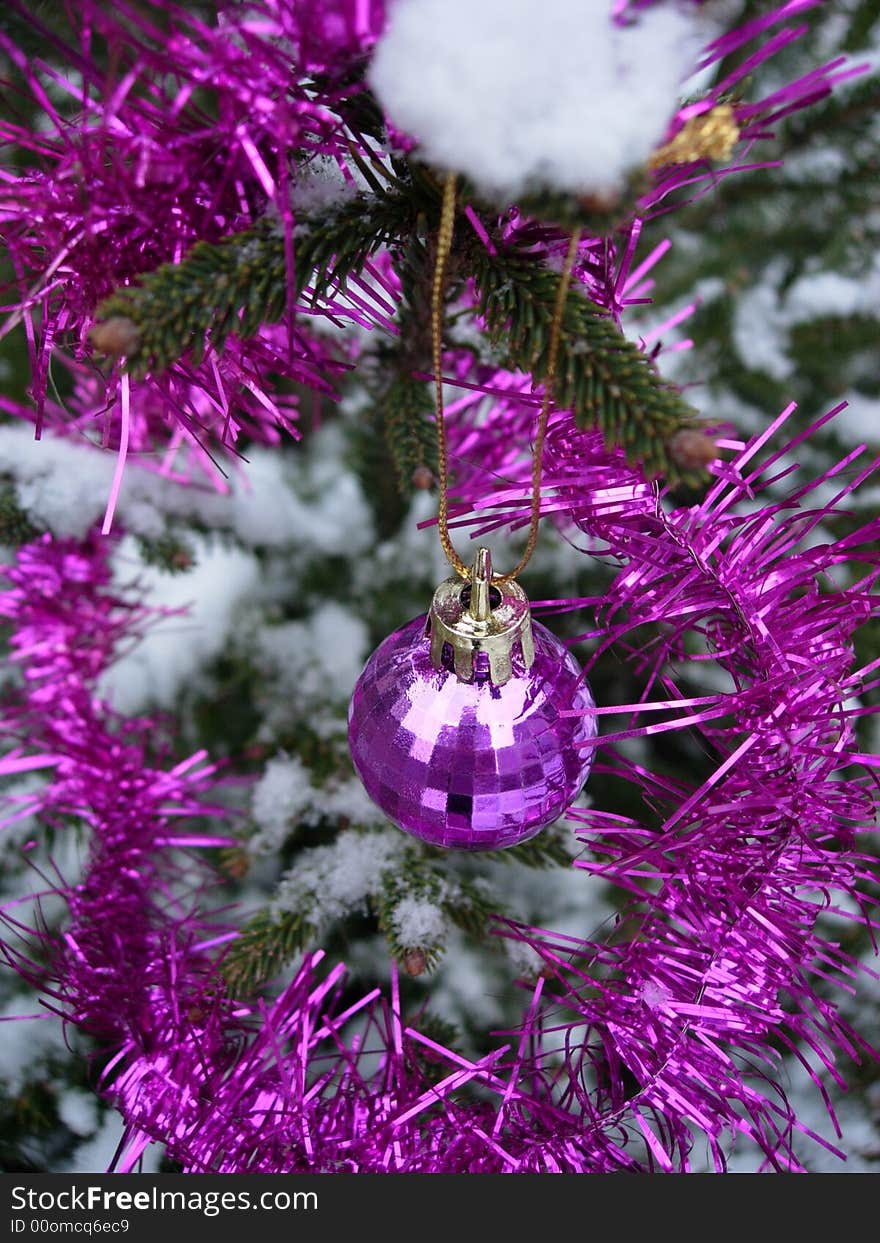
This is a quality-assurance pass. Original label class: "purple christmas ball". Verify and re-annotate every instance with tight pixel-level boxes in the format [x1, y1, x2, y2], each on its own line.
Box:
[348, 615, 597, 850]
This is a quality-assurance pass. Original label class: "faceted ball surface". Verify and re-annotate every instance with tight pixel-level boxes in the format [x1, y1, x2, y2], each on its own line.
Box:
[348, 615, 597, 850]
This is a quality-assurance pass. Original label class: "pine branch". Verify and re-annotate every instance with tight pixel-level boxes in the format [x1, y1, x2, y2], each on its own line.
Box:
[788, 313, 879, 393]
[94, 191, 415, 376]
[349, 399, 412, 538]
[782, 73, 880, 150]
[221, 908, 313, 998]
[374, 869, 449, 974]
[94, 169, 707, 481]
[478, 821, 574, 868]
[373, 373, 438, 495]
[466, 238, 706, 483]
[134, 530, 195, 574]
[221, 839, 501, 992]
[443, 875, 500, 940]
[352, 236, 439, 512]
[843, 1, 880, 50]
[377, 235, 441, 493]
[0, 480, 40, 545]
[375, 862, 499, 975]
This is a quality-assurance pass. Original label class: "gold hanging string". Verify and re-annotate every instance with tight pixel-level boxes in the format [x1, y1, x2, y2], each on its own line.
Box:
[432, 172, 468, 579]
[431, 171, 581, 584]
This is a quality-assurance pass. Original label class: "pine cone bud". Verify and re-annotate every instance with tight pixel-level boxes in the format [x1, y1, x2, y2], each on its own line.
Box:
[411, 465, 435, 491]
[220, 848, 251, 881]
[170, 548, 193, 571]
[90, 316, 141, 358]
[403, 949, 428, 977]
[577, 188, 621, 214]
[669, 428, 719, 472]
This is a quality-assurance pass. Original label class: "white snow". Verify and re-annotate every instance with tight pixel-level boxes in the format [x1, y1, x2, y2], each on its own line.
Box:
[250, 753, 314, 851]
[250, 757, 386, 852]
[731, 261, 792, 381]
[390, 895, 450, 947]
[224, 443, 371, 552]
[97, 534, 262, 715]
[57, 1110, 163, 1174]
[292, 155, 361, 211]
[786, 266, 880, 320]
[354, 488, 456, 599]
[425, 929, 509, 1026]
[272, 828, 407, 925]
[0, 773, 49, 845]
[3, 425, 118, 540]
[56, 1090, 100, 1137]
[832, 394, 880, 447]
[731, 252, 880, 390]
[256, 602, 370, 707]
[252, 602, 372, 741]
[0, 1003, 71, 1091]
[312, 776, 387, 826]
[368, 0, 704, 200]
[503, 935, 546, 979]
[0, 423, 373, 554]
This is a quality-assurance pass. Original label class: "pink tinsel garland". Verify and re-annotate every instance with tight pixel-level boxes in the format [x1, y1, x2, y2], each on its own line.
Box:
[1, 405, 878, 1171]
[0, 0, 878, 1173]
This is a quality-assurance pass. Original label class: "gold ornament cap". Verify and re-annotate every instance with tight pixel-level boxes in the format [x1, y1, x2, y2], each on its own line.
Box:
[427, 548, 535, 686]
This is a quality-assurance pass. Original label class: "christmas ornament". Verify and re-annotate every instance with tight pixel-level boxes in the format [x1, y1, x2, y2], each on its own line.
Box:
[348, 548, 597, 849]
[349, 177, 595, 849]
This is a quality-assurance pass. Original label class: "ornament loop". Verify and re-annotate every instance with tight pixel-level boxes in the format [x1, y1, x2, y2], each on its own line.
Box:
[468, 546, 492, 622]
[428, 546, 535, 686]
